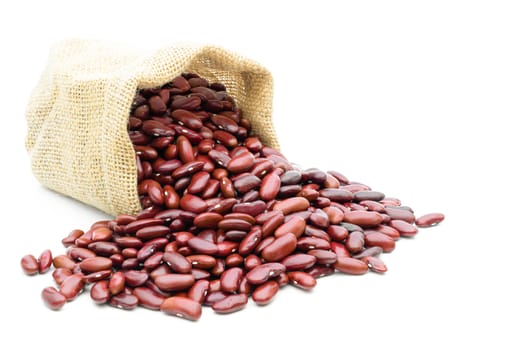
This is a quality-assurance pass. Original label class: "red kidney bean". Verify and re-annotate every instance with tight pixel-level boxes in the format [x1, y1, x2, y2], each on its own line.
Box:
[362, 256, 388, 273]
[364, 232, 396, 253]
[187, 254, 217, 270]
[79, 257, 113, 273]
[154, 274, 195, 292]
[374, 225, 401, 240]
[187, 171, 210, 194]
[68, 247, 96, 261]
[52, 268, 72, 285]
[261, 233, 297, 262]
[133, 287, 166, 310]
[334, 257, 369, 275]
[331, 241, 351, 258]
[323, 206, 344, 224]
[225, 253, 244, 267]
[88, 241, 120, 256]
[124, 270, 148, 287]
[238, 227, 262, 256]
[390, 220, 419, 236]
[212, 293, 248, 314]
[220, 267, 243, 293]
[304, 225, 331, 241]
[261, 211, 285, 237]
[162, 252, 191, 273]
[233, 174, 261, 193]
[218, 218, 252, 232]
[252, 280, 279, 305]
[327, 225, 349, 242]
[110, 292, 139, 310]
[281, 254, 316, 270]
[53, 255, 76, 270]
[246, 263, 286, 285]
[297, 237, 331, 251]
[274, 216, 306, 238]
[307, 249, 337, 265]
[227, 152, 255, 173]
[187, 280, 209, 304]
[41, 286, 67, 310]
[244, 254, 262, 270]
[306, 265, 335, 279]
[352, 246, 383, 259]
[318, 188, 353, 202]
[416, 213, 445, 227]
[272, 197, 310, 215]
[187, 237, 218, 255]
[259, 172, 281, 201]
[287, 271, 316, 291]
[109, 271, 126, 295]
[385, 206, 416, 223]
[62, 229, 84, 247]
[171, 160, 204, 179]
[346, 231, 365, 254]
[59, 274, 85, 301]
[161, 296, 202, 321]
[90, 280, 110, 304]
[21, 254, 39, 275]
[343, 211, 383, 227]
[83, 270, 112, 284]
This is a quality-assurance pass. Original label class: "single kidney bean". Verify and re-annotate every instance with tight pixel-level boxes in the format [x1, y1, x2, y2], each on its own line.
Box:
[246, 263, 286, 285]
[220, 267, 243, 293]
[163, 252, 192, 273]
[161, 296, 202, 321]
[59, 274, 85, 301]
[274, 216, 306, 238]
[212, 293, 248, 314]
[154, 274, 195, 292]
[79, 257, 113, 273]
[261, 233, 297, 262]
[346, 231, 365, 254]
[390, 220, 419, 236]
[109, 271, 126, 295]
[110, 292, 139, 310]
[334, 257, 369, 275]
[306, 265, 335, 279]
[352, 246, 383, 259]
[124, 270, 148, 287]
[288, 271, 316, 290]
[307, 249, 337, 265]
[133, 287, 166, 310]
[281, 254, 316, 270]
[364, 232, 396, 253]
[52, 268, 72, 285]
[415, 213, 445, 227]
[21, 254, 39, 275]
[83, 270, 112, 284]
[90, 280, 111, 304]
[272, 197, 310, 215]
[385, 207, 416, 224]
[41, 286, 67, 310]
[187, 280, 209, 304]
[362, 256, 388, 273]
[343, 211, 383, 227]
[252, 280, 279, 305]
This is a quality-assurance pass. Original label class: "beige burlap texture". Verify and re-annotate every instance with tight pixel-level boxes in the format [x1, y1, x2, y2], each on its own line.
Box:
[25, 39, 278, 217]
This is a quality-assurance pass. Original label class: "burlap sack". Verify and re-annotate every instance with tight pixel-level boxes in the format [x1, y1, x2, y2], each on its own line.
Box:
[25, 39, 278, 217]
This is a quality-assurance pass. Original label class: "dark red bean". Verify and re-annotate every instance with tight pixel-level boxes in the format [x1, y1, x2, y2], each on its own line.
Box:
[154, 274, 195, 292]
[133, 287, 166, 310]
[307, 249, 337, 265]
[274, 216, 306, 238]
[212, 293, 248, 314]
[110, 292, 139, 310]
[362, 256, 388, 273]
[163, 252, 192, 273]
[364, 232, 396, 253]
[288, 271, 316, 290]
[281, 254, 316, 270]
[220, 267, 243, 293]
[415, 213, 445, 227]
[390, 220, 419, 236]
[344, 211, 383, 227]
[246, 263, 286, 285]
[187, 280, 209, 304]
[161, 296, 202, 321]
[59, 274, 85, 301]
[334, 257, 369, 275]
[90, 280, 110, 304]
[52, 268, 72, 285]
[261, 233, 297, 262]
[79, 257, 113, 273]
[41, 286, 67, 310]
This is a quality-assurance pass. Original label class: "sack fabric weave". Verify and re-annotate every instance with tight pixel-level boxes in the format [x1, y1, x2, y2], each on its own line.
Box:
[25, 39, 277, 216]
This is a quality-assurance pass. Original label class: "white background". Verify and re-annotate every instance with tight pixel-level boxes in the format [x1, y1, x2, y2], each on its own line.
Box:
[1, 1, 524, 349]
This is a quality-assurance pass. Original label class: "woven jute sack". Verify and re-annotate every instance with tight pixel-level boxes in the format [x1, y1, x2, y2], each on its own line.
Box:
[25, 39, 278, 217]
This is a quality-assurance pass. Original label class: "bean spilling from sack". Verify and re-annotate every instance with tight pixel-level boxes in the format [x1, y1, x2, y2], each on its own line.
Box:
[21, 73, 445, 320]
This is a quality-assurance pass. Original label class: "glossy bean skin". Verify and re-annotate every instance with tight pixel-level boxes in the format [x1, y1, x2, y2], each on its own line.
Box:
[212, 293, 248, 314]
[334, 257, 369, 275]
[59, 274, 85, 301]
[415, 213, 445, 227]
[90, 280, 110, 304]
[252, 280, 280, 305]
[21, 255, 39, 275]
[261, 233, 297, 262]
[161, 296, 202, 321]
[38, 250, 53, 274]
[133, 287, 166, 310]
[287, 271, 316, 290]
[41, 286, 67, 310]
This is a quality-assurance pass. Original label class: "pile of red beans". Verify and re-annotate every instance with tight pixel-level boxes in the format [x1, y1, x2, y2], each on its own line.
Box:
[21, 73, 444, 321]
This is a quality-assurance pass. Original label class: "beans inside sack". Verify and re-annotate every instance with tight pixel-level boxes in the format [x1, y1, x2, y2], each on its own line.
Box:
[21, 73, 444, 320]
